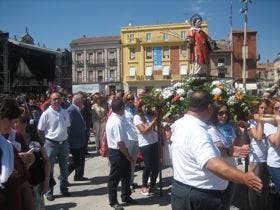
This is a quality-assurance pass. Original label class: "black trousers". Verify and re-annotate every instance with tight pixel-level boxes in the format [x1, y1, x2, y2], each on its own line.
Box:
[171, 180, 226, 210]
[140, 142, 159, 188]
[68, 147, 86, 178]
[108, 149, 131, 205]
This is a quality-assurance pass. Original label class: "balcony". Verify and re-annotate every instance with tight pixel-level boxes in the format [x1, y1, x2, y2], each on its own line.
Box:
[108, 59, 118, 66]
[76, 62, 84, 68]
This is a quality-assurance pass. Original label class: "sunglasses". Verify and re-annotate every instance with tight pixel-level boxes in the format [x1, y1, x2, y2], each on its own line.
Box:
[218, 111, 229, 116]
[127, 97, 134, 101]
[274, 107, 280, 111]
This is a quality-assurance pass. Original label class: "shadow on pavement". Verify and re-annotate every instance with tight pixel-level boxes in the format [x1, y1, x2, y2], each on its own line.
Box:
[91, 176, 109, 185]
[69, 186, 108, 197]
[134, 191, 171, 207]
[46, 202, 77, 210]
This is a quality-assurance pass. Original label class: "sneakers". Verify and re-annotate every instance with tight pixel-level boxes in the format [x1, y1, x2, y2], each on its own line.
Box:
[140, 187, 150, 196]
[110, 203, 124, 210]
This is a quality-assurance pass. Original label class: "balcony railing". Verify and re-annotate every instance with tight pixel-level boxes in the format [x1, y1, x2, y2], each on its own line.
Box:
[108, 59, 118, 66]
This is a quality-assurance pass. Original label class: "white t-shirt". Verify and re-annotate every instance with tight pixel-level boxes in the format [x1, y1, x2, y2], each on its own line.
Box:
[171, 114, 228, 190]
[208, 125, 236, 167]
[106, 113, 129, 149]
[263, 123, 280, 168]
[248, 119, 268, 163]
[124, 109, 138, 141]
[133, 114, 158, 147]
[37, 106, 70, 141]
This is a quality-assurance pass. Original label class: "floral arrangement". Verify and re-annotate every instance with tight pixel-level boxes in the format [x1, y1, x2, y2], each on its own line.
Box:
[142, 77, 258, 121]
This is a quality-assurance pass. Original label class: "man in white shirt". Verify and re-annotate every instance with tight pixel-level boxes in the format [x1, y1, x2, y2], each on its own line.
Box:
[106, 99, 137, 210]
[171, 90, 263, 210]
[38, 92, 71, 201]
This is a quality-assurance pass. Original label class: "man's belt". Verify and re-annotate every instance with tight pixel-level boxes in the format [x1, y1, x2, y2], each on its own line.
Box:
[45, 138, 68, 145]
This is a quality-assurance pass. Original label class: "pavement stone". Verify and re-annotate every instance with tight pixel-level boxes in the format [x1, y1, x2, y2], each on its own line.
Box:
[45, 136, 249, 210]
[45, 137, 172, 210]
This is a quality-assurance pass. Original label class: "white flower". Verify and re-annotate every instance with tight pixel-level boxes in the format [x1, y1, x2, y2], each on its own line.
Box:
[211, 80, 222, 87]
[173, 82, 184, 89]
[227, 95, 237, 105]
[212, 87, 222, 96]
[176, 88, 185, 96]
[180, 97, 184, 101]
[162, 87, 173, 99]
[154, 88, 162, 94]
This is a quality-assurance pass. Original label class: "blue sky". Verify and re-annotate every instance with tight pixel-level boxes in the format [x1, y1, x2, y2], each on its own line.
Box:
[1, 0, 279, 63]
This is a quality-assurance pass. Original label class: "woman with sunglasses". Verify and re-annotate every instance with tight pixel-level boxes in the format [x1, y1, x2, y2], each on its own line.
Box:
[133, 101, 158, 196]
[123, 91, 139, 191]
[263, 98, 280, 194]
[247, 99, 271, 210]
[208, 101, 250, 210]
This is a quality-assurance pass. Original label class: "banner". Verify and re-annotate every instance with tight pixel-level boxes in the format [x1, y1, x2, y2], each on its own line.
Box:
[153, 47, 162, 70]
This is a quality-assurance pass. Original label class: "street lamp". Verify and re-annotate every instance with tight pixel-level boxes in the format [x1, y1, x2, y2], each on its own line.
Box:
[240, 0, 252, 92]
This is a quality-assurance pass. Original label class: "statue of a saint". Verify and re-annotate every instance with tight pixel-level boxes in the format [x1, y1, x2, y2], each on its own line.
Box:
[186, 14, 212, 76]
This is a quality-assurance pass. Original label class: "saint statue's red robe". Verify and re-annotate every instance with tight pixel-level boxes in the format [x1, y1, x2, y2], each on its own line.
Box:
[187, 27, 211, 65]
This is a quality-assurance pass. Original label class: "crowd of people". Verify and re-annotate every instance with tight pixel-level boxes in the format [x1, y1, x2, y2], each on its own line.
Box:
[0, 86, 280, 210]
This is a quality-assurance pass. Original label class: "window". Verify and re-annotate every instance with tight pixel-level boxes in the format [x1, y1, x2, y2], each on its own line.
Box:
[129, 67, 136, 78]
[180, 46, 187, 58]
[181, 31, 186, 40]
[180, 65, 187, 75]
[109, 69, 115, 80]
[77, 71, 83, 83]
[130, 48, 135, 60]
[129, 34, 135, 43]
[76, 53, 83, 62]
[108, 51, 116, 60]
[163, 32, 169, 41]
[86, 52, 93, 63]
[163, 66, 170, 76]
[98, 70, 103, 82]
[88, 71, 93, 82]
[217, 58, 225, 67]
[97, 52, 103, 63]
[145, 66, 153, 76]
[163, 47, 170, 59]
[146, 47, 153, 59]
[146, 33, 151, 42]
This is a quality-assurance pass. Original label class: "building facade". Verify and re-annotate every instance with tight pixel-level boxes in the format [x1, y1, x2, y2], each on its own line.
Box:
[274, 53, 280, 85]
[121, 22, 209, 91]
[257, 61, 274, 91]
[70, 36, 122, 94]
[231, 30, 257, 80]
[55, 48, 72, 92]
[209, 40, 232, 78]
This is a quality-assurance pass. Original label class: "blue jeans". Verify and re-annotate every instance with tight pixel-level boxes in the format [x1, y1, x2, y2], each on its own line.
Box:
[268, 166, 280, 193]
[44, 139, 70, 196]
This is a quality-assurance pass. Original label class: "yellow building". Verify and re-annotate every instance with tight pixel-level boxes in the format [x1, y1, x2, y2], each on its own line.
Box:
[121, 22, 209, 91]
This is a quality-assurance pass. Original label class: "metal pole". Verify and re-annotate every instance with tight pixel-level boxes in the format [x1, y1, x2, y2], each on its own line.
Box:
[242, 0, 248, 92]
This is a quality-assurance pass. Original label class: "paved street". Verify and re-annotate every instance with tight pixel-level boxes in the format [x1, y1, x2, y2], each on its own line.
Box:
[45, 135, 250, 210]
[45, 135, 173, 210]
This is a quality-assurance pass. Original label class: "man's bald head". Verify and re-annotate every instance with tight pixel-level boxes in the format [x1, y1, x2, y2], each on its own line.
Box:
[188, 90, 212, 112]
